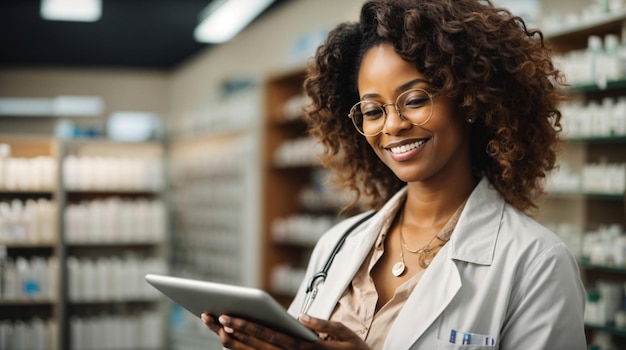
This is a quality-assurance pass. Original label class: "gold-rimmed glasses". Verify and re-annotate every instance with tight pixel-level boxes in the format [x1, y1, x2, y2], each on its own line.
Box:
[348, 88, 435, 136]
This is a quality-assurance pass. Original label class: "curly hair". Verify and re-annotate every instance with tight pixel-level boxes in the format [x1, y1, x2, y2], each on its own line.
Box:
[303, 0, 565, 214]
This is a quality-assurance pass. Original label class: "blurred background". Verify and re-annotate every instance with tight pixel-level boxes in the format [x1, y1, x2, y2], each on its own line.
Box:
[0, 0, 625, 349]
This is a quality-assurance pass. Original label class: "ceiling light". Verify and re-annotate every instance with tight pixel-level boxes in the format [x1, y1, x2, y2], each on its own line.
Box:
[194, 0, 275, 43]
[40, 0, 102, 22]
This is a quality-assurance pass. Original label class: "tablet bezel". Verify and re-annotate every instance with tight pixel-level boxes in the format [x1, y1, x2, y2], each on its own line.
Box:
[145, 273, 319, 342]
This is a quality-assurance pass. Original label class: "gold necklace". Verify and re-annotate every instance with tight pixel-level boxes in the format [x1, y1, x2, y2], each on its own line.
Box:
[391, 210, 445, 277]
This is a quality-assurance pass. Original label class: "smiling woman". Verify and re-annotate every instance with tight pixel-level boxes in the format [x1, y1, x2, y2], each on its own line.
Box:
[201, 1, 587, 349]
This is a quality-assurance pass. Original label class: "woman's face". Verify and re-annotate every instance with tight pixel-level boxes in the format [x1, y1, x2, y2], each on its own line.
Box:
[356, 43, 471, 184]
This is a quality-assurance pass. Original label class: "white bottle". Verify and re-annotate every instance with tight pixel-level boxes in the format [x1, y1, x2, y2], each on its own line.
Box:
[0, 143, 10, 190]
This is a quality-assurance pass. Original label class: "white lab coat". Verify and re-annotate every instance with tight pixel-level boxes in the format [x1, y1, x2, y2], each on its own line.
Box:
[287, 178, 586, 349]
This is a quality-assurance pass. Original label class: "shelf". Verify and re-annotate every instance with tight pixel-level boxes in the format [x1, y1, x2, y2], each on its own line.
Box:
[566, 79, 626, 93]
[545, 9, 626, 41]
[66, 241, 163, 247]
[65, 190, 160, 196]
[0, 241, 56, 248]
[0, 299, 55, 306]
[585, 323, 626, 337]
[566, 136, 626, 143]
[0, 189, 54, 195]
[68, 298, 161, 305]
[579, 260, 626, 274]
[548, 192, 624, 200]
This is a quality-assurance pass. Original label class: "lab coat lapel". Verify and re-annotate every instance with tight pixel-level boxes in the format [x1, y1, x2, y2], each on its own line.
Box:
[312, 219, 382, 318]
[311, 188, 409, 319]
[384, 244, 462, 349]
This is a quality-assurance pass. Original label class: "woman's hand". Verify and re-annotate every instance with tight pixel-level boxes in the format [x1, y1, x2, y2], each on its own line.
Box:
[201, 312, 370, 349]
[298, 314, 370, 349]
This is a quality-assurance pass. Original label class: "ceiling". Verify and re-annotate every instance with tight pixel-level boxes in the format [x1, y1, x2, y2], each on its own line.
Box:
[0, 0, 291, 70]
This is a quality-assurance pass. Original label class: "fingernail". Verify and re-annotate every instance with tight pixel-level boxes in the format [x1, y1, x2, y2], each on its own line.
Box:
[223, 326, 234, 334]
[201, 314, 208, 322]
[299, 313, 310, 322]
[219, 315, 230, 325]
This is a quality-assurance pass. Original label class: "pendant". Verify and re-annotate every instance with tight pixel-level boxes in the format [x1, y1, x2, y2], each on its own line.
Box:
[392, 261, 406, 277]
[418, 250, 435, 269]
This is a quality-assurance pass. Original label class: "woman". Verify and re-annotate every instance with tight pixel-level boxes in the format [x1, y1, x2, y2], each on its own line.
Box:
[203, 0, 586, 348]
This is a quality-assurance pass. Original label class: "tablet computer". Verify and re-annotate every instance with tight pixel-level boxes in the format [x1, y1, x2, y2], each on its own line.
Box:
[145, 274, 318, 342]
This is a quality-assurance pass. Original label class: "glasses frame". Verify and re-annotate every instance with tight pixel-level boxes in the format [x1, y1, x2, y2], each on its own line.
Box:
[347, 88, 436, 137]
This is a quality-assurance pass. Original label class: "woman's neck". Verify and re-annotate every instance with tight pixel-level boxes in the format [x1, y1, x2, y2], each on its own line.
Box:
[403, 174, 477, 229]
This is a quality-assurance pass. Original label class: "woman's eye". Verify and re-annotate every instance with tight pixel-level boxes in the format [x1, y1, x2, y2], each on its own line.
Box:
[404, 95, 429, 108]
[362, 109, 383, 119]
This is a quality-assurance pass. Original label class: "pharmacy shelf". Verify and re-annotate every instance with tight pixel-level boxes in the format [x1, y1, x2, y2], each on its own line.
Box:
[567, 79, 626, 92]
[567, 136, 626, 143]
[579, 260, 626, 274]
[0, 299, 55, 306]
[545, 9, 626, 43]
[585, 323, 626, 337]
[548, 192, 624, 200]
[0, 242, 56, 248]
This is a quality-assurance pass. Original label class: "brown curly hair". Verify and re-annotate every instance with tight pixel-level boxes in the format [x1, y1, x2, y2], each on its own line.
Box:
[303, 0, 565, 213]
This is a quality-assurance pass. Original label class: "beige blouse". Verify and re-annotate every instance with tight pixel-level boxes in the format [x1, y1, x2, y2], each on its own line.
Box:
[328, 201, 465, 349]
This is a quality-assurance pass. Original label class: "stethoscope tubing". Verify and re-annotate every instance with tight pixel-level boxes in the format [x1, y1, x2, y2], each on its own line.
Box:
[301, 211, 377, 313]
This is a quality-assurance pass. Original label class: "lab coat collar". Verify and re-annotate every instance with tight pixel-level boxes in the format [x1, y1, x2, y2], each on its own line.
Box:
[448, 177, 504, 266]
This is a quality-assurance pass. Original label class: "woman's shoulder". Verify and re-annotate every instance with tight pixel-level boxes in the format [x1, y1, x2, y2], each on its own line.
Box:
[496, 203, 575, 264]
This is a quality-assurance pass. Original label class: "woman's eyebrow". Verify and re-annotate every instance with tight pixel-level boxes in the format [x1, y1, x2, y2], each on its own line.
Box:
[395, 78, 430, 93]
[360, 78, 431, 100]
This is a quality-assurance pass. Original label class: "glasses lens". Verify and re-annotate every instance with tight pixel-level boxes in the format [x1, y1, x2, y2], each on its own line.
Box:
[350, 101, 385, 135]
[397, 89, 433, 125]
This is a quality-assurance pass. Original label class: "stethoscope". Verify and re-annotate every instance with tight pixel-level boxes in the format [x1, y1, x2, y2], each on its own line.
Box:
[300, 211, 377, 314]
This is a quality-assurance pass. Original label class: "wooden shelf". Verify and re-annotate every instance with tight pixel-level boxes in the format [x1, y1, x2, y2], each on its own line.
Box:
[545, 9, 626, 52]
[0, 299, 55, 306]
[585, 323, 626, 337]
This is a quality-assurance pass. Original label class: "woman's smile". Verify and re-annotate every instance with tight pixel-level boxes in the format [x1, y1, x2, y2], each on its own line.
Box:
[385, 138, 430, 161]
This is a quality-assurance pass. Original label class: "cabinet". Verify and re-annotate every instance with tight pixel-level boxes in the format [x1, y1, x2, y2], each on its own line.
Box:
[261, 69, 355, 307]
[0, 135, 168, 350]
[543, 11, 626, 349]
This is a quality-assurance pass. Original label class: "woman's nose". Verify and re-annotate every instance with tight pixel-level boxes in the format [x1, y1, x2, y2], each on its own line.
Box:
[382, 105, 411, 135]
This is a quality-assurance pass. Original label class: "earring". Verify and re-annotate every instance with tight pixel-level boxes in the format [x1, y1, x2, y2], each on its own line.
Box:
[466, 117, 475, 124]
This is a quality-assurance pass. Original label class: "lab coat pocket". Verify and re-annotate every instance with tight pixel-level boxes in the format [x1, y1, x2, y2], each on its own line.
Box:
[436, 340, 496, 350]
[436, 329, 497, 349]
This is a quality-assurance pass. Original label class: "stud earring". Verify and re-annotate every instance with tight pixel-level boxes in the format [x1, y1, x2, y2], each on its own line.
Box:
[466, 117, 475, 124]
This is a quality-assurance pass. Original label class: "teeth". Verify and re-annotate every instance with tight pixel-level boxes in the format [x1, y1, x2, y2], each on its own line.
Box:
[390, 140, 426, 154]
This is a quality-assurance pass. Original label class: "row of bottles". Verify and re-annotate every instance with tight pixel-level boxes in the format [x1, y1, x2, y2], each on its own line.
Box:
[0, 143, 56, 191]
[0, 255, 57, 301]
[66, 256, 165, 302]
[63, 155, 162, 191]
[547, 162, 626, 194]
[554, 33, 626, 88]
[70, 311, 161, 350]
[0, 199, 56, 244]
[0, 318, 57, 350]
[561, 97, 626, 138]
[64, 198, 166, 244]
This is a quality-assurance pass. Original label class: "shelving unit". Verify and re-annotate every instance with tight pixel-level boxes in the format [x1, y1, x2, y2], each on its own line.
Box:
[167, 80, 263, 350]
[260, 69, 355, 306]
[0, 135, 60, 350]
[0, 135, 169, 350]
[543, 13, 626, 348]
[59, 139, 168, 350]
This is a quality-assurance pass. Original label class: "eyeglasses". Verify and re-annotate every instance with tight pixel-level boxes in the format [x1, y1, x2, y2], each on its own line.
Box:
[348, 88, 435, 136]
